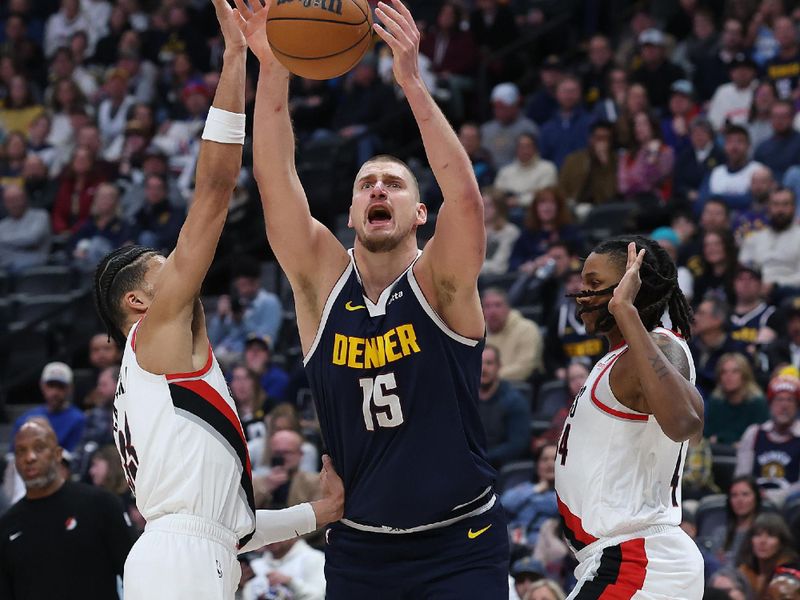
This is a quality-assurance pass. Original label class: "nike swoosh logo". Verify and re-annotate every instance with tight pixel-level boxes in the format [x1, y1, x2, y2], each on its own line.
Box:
[345, 301, 366, 311]
[9, 531, 22, 541]
[467, 524, 492, 539]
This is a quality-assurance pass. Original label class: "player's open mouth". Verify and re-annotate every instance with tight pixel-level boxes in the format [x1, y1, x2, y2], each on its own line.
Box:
[367, 204, 392, 225]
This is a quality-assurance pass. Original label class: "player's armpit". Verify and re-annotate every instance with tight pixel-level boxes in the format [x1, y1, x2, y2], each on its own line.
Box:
[650, 333, 691, 382]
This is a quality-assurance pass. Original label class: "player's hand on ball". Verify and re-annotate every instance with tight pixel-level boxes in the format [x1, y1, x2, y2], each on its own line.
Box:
[373, 0, 421, 88]
[211, 0, 247, 51]
[315, 455, 344, 526]
[608, 242, 644, 316]
[232, 0, 276, 63]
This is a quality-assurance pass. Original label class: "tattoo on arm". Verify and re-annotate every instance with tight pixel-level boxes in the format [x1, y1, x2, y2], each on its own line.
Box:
[650, 333, 692, 381]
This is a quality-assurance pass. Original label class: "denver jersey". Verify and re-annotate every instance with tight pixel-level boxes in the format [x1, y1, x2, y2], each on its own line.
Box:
[730, 302, 775, 344]
[304, 250, 495, 531]
[554, 328, 695, 554]
[114, 320, 256, 546]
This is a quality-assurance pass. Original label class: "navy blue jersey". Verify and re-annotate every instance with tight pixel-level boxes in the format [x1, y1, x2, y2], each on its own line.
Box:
[752, 428, 800, 491]
[730, 302, 776, 344]
[304, 251, 495, 530]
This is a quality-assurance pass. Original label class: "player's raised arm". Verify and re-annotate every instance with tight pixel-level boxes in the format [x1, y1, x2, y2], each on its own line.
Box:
[135, 0, 247, 370]
[374, 0, 485, 331]
[235, 0, 347, 313]
[609, 243, 704, 442]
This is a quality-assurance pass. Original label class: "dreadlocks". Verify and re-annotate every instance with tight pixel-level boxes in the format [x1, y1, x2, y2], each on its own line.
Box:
[93, 245, 162, 346]
[570, 235, 693, 339]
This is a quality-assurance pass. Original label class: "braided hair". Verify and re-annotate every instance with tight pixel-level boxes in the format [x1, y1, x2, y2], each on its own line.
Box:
[93, 245, 162, 346]
[572, 235, 693, 339]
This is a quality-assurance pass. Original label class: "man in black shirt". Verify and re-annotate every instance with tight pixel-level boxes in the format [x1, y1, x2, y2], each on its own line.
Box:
[0, 418, 136, 599]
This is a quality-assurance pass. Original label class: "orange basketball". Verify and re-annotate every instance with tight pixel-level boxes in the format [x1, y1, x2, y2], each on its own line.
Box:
[267, 0, 373, 80]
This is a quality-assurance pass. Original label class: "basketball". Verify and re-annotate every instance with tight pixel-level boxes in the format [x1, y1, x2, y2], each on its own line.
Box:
[266, 0, 373, 80]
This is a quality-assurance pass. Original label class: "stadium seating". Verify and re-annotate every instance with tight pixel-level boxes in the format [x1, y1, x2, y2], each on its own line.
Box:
[497, 460, 535, 495]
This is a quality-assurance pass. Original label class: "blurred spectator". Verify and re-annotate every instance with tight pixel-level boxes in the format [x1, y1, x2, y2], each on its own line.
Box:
[501, 443, 558, 548]
[733, 166, 775, 243]
[242, 537, 326, 600]
[483, 288, 542, 382]
[71, 182, 134, 271]
[418, 2, 477, 123]
[481, 82, 538, 168]
[754, 101, 800, 181]
[704, 477, 764, 570]
[329, 56, 396, 166]
[673, 8, 719, 78]
[705, 353, 769, 445]
[207, 257, 283, 359]
[707, 567, 755, 600]
[681, 198, 731, 278]
[613, 83, 650, 150]
[660, 80, 698, 155]
[591, 67, 627, 125]
[509, 557, 546, 600]
[150, 79, 210, 162]
[765, 16, 800, 99]
[477, 345, 531, 468]
[681, 433, 720, 501]
[46, 45, 97, 102]
[615, 9, 661, 71]
[0, 183, 51, 272]
[694, 18, 747, 102]
[118, 145, 176, 220]
[538, 76, 592, 169]
[250, 404, 318, 476]
[26, 114, 57, 171]
[736, 374, 800, 505]
[92, 4, 130, 66]
[748, 81, 779, 151]
[494, 132, 557, 208]
[559, 119, 618, 210]
[508, 241, 574, 320]
[288, 76, 337, 144]
[46, 78, 87, 158]
[116, 47, 158, 106]
[228, 364, 267, 442]
[243, 333, 289, 410]
[522, 579, 566, 600]
[748, 0, 785, 67]
[699, 125, 765, 214]
[737, 513, 798, 598]
[617, 111, 675, 202]
[533, 360, 590, 451]
[764, 302, 800, 374]
[10, 362, 86, 453]
[0, 74, 44, 136]
[674, 117, 725, 204]
[88, 444, 130, 501]
[543, 269, 605, 377]
[132, 173, 182, 252]
[97, 67, 135, 148]
[0, 419, 135, 599]
[730, 264, 777, 346]
[526, 55, 564, 127]
[51, 145, 109, 235]
[689, 295, 750, 398]
[1, 13, 45, 83]
[481, 187, 519, 276]
[469, 0, 519, 62]
[0, 130, 28, 184]
[630, 28, 685, 110]
[21, 154, 57, 211]
[508, 187, 581, 272]
[693, 229, 738, 308]
[579, 35, 614, 109]
[252, 429, 320, 511]
[767, 566, 800, 598]
[458, 122, 496, 188]
[74, 365, 117, 478]
[707, 54, 758, 131]
[739, 188, 800, 300]
[44, 0, 93, 58]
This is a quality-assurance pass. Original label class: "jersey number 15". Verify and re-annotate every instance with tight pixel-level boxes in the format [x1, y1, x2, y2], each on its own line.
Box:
[359, 373, 405, 431]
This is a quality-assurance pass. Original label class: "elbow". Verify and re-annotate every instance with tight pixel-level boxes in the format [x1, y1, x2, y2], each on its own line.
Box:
[663, 412, 704, 443]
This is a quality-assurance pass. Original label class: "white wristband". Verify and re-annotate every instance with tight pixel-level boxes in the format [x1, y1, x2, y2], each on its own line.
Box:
[202, 106, 246, 145]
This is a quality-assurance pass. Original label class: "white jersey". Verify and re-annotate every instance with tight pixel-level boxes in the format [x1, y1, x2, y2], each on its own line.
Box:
[114, 320, 256, 547]
[554, 327, 695, 555]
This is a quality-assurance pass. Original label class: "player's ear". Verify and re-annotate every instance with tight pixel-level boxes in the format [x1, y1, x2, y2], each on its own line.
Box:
[415, 202, 427, 225]
[123, 289, 150, 313]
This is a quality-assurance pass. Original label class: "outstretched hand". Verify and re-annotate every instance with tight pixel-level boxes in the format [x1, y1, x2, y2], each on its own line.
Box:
[231, 0, 276, 63]
[314, 455, 344, 527]
[607, 242, 645, 316]
[373, 0, 421, 88]
[210, 0, 247, 52]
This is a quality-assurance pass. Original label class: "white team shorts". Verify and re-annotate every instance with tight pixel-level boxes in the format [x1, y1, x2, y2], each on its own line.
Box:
[123, 514, 242, 600]
[567, 525, 704, 600]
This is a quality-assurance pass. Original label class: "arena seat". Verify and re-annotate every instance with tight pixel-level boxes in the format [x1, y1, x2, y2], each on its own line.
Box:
[783, 494, 800, 529]
[581, 202, 637, 243]
[694, 493, 727, 541]
[711, 455, 737, 493]
[497, 460, 535, 495]
[13, 265, 75, 295]
[533, 380, 568, 421]
[14, 295, 72, 325]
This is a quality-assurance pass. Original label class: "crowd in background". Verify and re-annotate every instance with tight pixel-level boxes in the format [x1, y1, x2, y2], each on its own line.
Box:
[8, 0, 800, 598]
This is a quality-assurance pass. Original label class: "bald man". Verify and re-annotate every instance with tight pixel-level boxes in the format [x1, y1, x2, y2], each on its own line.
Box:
[0, 418, 136, 599]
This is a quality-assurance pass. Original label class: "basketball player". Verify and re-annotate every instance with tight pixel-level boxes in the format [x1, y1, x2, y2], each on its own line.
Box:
[557, 236, 705, 599]
[91, 1, 343, 598]
[235, 0, 509, 596]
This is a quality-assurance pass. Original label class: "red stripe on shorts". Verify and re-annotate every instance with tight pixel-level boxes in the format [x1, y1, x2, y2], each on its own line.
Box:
[598, 537, 648, 599]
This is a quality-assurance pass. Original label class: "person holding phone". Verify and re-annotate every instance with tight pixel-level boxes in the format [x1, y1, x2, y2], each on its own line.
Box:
[254, 430, 321, 512]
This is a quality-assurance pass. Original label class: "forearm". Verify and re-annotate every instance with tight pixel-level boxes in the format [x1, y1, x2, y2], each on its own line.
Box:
[238, 503, 316, 553]
[253, 63, 295, 184]
[614, 305, 703, 441]
[403, 78, 479, 203]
